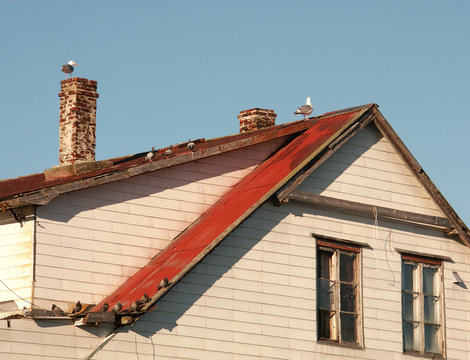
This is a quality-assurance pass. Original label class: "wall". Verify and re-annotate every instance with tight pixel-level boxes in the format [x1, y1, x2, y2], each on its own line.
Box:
[32, 137, 288, 309]
[0, 207, 34, 314]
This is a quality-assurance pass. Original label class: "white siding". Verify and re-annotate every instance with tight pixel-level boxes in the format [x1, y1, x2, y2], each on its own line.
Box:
[33, 138, 287, 308]
[297, 124, 444, 217]
[0, 207, 34, 314]
[92, 201, 470, 360]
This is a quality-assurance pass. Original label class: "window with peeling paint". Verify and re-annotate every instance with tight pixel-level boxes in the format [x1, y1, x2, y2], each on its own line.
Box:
[402, 255, 444, 356]
[316, 239, 362, 347]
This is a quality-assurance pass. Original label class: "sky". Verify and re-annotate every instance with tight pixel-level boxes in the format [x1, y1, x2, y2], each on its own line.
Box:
[1, 1, 469, 224]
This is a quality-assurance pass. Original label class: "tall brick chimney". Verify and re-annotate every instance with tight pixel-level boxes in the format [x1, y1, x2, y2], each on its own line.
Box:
[58, 77, 99, 165]
[238, 108, 276, 133]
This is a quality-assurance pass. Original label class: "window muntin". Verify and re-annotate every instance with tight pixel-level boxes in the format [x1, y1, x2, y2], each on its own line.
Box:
[402, 256, 443, 356]
[317, 240, 362, 346]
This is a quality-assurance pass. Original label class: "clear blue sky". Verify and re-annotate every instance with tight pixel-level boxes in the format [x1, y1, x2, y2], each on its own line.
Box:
[1, 1, 469, 224]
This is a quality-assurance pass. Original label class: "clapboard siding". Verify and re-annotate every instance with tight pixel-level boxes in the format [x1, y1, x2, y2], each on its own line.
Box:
[88, 199, 470, 360]
[297, 124, 443, 217]
[0, 207, 34, 312]
[33, 138, 287, 308]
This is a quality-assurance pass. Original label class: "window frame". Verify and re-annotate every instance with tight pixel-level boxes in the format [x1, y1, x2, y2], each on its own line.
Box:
[316, 238, 363, 348]
[401, 253, 445, 357]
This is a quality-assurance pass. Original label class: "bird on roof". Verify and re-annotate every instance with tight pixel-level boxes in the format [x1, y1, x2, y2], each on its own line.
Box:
[62, 60, 77, 78]
[158, 277, 169, 290]
[113, 302, 122, 313]
[51, 304, 66, 316]
[294, 97, 313, 120]
[144, 147, 155, 163]
[22, 306, 32, 318]
[72, 300, 82, 314]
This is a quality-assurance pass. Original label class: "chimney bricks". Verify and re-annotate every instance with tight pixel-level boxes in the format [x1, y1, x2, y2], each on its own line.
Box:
[58, 77, 99, 165]
[238, 108, 276, 133]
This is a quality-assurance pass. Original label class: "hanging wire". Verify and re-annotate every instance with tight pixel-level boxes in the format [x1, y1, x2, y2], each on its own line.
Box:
[0, 278, 48, 311]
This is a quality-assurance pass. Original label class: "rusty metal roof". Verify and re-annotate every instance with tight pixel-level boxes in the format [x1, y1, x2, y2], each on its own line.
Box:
[89, 104, 374, 316]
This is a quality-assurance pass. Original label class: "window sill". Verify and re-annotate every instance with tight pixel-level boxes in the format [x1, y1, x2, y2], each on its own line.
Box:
[317, 339, 363, 350]
[404, 350, 444, 359]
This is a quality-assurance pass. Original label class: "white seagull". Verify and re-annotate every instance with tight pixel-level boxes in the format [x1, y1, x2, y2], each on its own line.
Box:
[294, 97, 313, 119]
[62, 60, 77, 78]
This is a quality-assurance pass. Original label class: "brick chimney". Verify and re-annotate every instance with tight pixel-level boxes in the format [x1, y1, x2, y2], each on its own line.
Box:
[238, 108, 276, 133]
[58, 77, 99, 165]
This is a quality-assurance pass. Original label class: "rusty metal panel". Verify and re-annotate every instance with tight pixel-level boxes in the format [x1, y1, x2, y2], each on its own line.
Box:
[89, 105, 372, 314]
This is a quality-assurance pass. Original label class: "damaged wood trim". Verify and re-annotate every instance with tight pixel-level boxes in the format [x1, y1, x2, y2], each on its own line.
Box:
[288, 191, 453, 230]
[276, 106, 376, 203]
[372, 109, 470, 247]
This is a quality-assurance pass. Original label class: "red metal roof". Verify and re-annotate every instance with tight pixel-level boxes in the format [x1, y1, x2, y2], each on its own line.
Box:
[0, 117, 317, 208]
[91, 105, 373, 313]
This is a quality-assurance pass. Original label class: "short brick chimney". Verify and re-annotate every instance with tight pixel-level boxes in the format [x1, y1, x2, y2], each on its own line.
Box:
[238, 108, 276, 133]
[58, 77, 99, 165]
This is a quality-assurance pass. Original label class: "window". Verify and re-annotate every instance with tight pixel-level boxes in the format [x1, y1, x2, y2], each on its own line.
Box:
[402, 254, 444, 356]
[317, 239, 362, 346]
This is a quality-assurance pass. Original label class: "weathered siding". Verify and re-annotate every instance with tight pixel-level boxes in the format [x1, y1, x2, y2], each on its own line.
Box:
[0, 207, 34, 314]
[297, 123, 444, 217]
[33, 138, 287, 308]
[90, 201, 470, 360]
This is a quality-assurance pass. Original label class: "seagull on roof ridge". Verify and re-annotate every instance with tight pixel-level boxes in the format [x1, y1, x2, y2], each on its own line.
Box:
[62, 60, 77, 78]
[294, 97, 313, 120]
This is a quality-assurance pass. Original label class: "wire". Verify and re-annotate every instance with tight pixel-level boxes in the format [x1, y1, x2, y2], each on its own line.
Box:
[0, 278, 48, 311]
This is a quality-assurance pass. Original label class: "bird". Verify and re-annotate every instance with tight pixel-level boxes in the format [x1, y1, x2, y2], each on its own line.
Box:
[61, 60, 77, 78]
[72, 300, 82, 314]
[164, 147, 172, 156]
[22, 306, 32, 318]
[294, 97, 313, 119]
[51, 304, 66, 316]
[141, 293, 150, 303]
[144, 147, 155, 162]
[158, 277, 169, 290]
[130, 300, 143, 312]
[113, 302, 122, 312]
[101, 303, 109, 312]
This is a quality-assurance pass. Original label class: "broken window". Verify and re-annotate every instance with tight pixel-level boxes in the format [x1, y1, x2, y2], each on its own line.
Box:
[402, 255, 444, 356]
[317, 239, 362, 346]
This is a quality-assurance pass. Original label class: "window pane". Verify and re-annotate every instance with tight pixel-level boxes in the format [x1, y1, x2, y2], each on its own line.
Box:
[404, 322, 420, 351]
[340, 252, 356, 282]
[340, 313, 357, 344]
[340, 283, 356, 312]
[318, 279, 335, 310]
[423, 266, 438, 295]
[318, 250, 332, 279]
[425, 324, 441, 353]
[318, 310, 334, 339]
[402, 263, 417, 291]
[424, 295, 439, 324]
[403, 292, 418, 322]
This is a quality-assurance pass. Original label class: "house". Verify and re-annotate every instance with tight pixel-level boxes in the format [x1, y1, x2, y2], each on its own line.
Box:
[1, 77, 469, 359]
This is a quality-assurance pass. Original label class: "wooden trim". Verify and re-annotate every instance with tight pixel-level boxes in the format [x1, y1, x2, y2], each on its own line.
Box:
[288, 191, 453, 230]
[372, 108, 470, 247]
[312, 233, 370, 249]
[396, 248, 452, 264]
[317, 239, 361, 253]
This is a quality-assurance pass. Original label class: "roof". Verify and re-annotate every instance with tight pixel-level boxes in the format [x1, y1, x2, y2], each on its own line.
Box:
[4, 103, 469, 323]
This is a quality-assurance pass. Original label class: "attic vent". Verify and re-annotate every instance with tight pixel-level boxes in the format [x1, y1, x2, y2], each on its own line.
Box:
[238, 108, 276, 133]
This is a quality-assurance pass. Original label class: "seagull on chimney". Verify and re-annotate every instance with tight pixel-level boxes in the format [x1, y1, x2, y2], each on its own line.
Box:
[294, 97, 313, 119]
[62, 60, 77, 78]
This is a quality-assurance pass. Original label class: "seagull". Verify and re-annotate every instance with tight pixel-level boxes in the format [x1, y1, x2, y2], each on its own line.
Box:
[51, 304, 66, 316]
[72, 300, 82, 314]
[294, 97, 313, 119]
[62, 60, 77, 78]
[144, 147, 155, 162]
